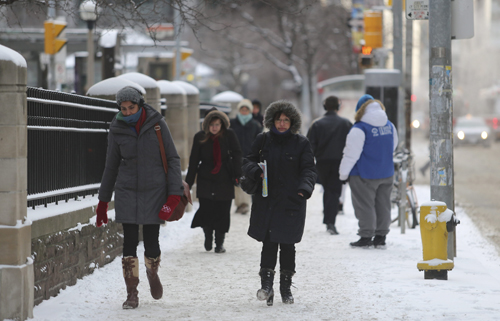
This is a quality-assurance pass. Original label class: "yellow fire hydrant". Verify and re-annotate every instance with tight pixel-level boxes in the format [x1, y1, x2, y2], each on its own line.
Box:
[417, 201, 460, 280]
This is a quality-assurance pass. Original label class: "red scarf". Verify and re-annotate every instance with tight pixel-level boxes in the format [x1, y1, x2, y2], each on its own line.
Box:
[135, 108, 147, 134]
[211, 135, 222, 174]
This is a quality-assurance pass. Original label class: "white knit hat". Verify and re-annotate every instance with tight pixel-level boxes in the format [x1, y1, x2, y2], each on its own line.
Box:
[237, 99, 253, 113]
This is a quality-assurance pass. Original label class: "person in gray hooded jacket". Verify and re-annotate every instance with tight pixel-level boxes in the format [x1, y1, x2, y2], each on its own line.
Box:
[95, 86, 184, 309]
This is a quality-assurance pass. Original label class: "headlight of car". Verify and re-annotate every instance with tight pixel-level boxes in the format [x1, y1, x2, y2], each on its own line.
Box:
[481, 131, 488, 139]
[457, 131, 465, 140]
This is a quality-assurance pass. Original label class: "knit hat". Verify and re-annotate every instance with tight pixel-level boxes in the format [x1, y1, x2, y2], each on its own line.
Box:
[116, 86, 144, 106]
[237, 99, 253, 113]
[355, 94, 374, 112]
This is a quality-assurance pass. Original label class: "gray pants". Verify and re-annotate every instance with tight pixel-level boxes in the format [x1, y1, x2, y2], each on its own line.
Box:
[349, 175, 393, 238]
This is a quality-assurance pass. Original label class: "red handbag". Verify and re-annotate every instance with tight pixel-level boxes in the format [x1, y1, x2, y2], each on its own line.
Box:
[154, 123, 192, 221]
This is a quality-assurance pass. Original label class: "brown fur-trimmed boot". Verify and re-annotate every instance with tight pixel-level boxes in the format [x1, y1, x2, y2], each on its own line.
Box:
[144, 255, 163, 300]
[122, 257, 139, 309]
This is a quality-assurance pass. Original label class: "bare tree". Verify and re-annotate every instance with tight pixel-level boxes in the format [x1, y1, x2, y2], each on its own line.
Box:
[196, 0, 355, 120]
[1, 0, 355, 119]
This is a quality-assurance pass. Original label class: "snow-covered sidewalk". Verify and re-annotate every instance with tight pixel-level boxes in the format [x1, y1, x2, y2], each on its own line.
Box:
[31, 185, 500, 321]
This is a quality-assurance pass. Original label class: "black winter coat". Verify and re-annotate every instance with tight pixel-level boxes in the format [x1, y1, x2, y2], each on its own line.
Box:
[242, 131, 317, 244]
[185, 129, 242, 201]
[307, 110, 352, 161]
[230, 117, 262, 158]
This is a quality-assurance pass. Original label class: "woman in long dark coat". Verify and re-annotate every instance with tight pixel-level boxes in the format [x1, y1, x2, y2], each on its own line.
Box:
[185, 108, 242, 253]
[242, 100, 317, 306]
[96, 86, 184, 309]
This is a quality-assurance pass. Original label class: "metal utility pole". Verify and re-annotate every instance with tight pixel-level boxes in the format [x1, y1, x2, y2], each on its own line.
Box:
[429, 0, 455, 258]
[174, 8, 182, 80]
[48, 2, 56, 90]
[393, 0, 406, 233]
[393, 0, 405, 151]
[405, 20, 413, 151]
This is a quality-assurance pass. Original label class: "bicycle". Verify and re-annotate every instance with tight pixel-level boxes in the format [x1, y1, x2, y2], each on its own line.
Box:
[390, 149, 419, 230]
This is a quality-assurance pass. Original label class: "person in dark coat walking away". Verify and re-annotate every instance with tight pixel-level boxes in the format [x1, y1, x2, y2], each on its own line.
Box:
[339, 95, 398, 248]
[186, 108, 242, 253]
[95, 86, 184, 309]
[242, 100, 317, 306]
[230, 99, 262, 214]
[251, 99, 264, 126]
[307, 96, 352, 235]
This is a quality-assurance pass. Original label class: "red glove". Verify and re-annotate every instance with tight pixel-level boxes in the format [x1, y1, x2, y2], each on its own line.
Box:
[159, 195, 181, 220]
[96, 201, 109, 227]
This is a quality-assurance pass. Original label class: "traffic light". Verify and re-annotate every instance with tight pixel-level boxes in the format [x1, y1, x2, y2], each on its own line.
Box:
[363, 11, 383, 48]
[359, 46, 374, 69]
[44, 20, 67, 55]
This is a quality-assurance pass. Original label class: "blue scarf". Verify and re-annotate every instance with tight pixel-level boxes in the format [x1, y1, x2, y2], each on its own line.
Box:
[117, 108, 143, 125]
[237, 113, 253, 126]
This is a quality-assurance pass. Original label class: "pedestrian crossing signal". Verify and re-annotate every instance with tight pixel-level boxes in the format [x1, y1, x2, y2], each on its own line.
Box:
[44, 21, 67, 55]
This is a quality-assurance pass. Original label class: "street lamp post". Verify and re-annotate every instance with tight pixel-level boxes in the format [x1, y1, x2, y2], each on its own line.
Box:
[79, 0, 98, 92]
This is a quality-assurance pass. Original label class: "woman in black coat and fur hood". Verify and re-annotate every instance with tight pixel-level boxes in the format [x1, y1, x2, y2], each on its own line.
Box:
[186, 108, 242, 253]
[242, 100, 317, 306]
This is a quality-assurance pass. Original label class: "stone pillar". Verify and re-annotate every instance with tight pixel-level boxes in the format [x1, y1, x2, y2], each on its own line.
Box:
[0, 45, 34, 320]
[86, 77, 146, 103]
[210, 91, 244, 118]
[172, 81, 200, 155]
[157, 80, 189, 171]
[118, 73, 161, 113]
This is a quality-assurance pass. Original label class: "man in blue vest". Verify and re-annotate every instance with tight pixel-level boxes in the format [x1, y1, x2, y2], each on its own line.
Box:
[339, 94, 398, 248]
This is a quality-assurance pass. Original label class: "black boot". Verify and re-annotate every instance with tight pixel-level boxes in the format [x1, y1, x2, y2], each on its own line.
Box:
[214, 231, 226, 253]
[350, 237, 373, 247]
[280, 270, 295, 304]
[203, 228, 213, 251]
[326, 224, 339, 235]
[257, 268, 275, 306]
[373, 235, 386, 248]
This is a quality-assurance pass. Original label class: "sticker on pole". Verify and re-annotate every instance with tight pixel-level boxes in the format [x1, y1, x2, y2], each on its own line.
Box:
[406, 0, 429, 20]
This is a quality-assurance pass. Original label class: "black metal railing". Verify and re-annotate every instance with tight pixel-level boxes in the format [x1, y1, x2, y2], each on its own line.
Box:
[27, 87, 118, 209]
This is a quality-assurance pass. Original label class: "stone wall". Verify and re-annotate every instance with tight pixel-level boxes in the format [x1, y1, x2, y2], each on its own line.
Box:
[30, 204, 123, 306]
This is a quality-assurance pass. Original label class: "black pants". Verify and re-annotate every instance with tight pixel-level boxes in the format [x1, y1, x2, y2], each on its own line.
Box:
[260, 233, 296, 272]
[122, 223, 160, 258]
[316, 160, 343, 226]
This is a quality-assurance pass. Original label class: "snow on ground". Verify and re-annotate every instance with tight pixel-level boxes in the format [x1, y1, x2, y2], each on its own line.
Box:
[29, 185, 500, 321]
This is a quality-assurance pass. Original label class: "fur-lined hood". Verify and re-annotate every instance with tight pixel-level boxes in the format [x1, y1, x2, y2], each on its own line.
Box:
[202, 109, 230, 133]
[263, 100, 302, 134]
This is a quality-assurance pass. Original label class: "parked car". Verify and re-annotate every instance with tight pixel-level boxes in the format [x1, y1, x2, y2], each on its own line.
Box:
[453, 116, 492, 147]
[484, 115, 500, 141]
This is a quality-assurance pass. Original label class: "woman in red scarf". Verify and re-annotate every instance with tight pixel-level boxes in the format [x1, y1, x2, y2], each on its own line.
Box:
[186, 108, 242, 253]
